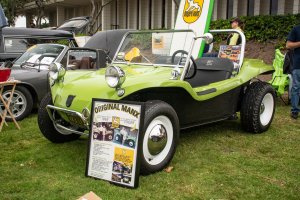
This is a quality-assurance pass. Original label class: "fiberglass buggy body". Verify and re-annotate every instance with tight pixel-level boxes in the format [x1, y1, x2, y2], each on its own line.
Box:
[38, 29, 276, 174]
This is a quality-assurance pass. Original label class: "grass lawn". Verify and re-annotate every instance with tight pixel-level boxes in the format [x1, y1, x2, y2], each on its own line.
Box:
[0, 102, 299, 200]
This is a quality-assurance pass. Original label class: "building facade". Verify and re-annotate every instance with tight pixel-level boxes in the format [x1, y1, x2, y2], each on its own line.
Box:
[22, 0, 300, 31]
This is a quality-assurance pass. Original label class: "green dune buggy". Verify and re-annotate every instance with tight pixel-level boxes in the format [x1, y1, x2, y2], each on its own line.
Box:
[38, 29, 275, 174]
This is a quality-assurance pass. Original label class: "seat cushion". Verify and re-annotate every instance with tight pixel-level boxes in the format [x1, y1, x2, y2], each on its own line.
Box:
[186, 57, 234, 88]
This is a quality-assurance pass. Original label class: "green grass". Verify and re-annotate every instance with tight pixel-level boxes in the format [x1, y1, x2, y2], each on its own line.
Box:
[1, 103, 300, 200]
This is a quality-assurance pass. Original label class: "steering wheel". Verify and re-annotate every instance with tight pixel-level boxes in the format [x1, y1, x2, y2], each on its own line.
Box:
[171, 50, 197, 79]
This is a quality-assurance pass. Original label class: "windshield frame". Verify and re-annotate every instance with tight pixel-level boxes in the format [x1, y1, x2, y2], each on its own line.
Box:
[111, 29, 197, 68]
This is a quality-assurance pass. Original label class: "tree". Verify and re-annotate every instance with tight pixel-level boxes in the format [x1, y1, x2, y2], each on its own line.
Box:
[1, 0, 29, 26]
[35, 0, 47, 28]
[88, 0, 114, 35]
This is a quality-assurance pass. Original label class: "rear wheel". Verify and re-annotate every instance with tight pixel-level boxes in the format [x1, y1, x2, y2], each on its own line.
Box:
[38, 93, 81, 143]
[241, 82, 276, 133]
[141, 101, 179, 175]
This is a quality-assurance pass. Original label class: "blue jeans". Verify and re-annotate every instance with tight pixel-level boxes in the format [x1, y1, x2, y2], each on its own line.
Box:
[291, 69, 300, 113]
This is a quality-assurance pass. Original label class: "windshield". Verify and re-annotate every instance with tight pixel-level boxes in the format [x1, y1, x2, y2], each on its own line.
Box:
[14, 44, 65, 70]
[59, 19, 87, 28]
[113, 30, 195, 67]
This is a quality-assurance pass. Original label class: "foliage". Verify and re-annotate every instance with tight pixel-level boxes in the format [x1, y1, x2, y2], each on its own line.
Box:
[1, 103, 300, 199]
[1, 0, 30, 26]
[211, 14, 300, 43]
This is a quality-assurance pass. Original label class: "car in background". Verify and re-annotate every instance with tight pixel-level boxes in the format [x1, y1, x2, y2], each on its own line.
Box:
[0, 27, 77, 63]
[0, 29, 130, 121]
[0, 44, 69, 121]
[57, 16, 90, 35]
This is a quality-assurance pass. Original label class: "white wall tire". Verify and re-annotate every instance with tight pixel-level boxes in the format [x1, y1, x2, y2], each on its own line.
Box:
[241, 82, 276, 133]
[141, 101, 179, 174]
[260, 93, 274, 126]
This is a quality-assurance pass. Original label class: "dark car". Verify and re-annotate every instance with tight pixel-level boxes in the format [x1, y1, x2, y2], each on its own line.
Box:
[0, 30, 130, 121]
[0, 27, 77, 63]
[57, 16, 90, 35]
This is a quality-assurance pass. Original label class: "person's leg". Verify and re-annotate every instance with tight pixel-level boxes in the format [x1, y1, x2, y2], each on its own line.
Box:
[288, 74, 293, 100]
[290, 69, 300, 117]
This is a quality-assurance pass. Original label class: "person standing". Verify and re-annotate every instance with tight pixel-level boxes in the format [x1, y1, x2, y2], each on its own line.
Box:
[286, 25, 300, 119]
[227, 17, 244, 45]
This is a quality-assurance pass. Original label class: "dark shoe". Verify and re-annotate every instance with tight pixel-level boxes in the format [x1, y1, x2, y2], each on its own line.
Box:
[291, 112, 298, 119]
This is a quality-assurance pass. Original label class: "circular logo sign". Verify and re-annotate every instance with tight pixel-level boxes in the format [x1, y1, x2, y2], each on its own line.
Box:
[183, 0, 204, 24]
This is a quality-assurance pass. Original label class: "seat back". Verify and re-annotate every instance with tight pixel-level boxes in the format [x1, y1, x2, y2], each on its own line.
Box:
[186, 57, 234, 88]
[79, 57, 93, 69]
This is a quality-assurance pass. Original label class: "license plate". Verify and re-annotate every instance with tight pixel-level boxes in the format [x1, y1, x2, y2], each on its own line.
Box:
[66, 113, 85, 127]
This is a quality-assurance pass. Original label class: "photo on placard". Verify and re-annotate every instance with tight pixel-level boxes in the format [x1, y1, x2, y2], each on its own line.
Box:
[92, 122, 114, 141]
[111, 173, 122, 183]
[113, 125, 138, 149]
[112, 147, 134, 185]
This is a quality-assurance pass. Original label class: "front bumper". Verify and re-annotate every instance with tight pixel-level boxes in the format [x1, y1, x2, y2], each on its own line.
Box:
[46, 105, 89, 136]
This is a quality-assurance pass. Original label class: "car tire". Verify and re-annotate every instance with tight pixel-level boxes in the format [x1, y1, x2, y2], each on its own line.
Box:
[0, 86, 33, 121]
[141, 100, 179, 175]
[38, 93, 81, 143]
[241, 82, 276, 133]
[128, 140, 134, 147]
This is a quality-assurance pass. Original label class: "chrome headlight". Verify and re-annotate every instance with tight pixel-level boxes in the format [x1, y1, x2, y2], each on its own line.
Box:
[49, 62, 65, 81]
[105, 66, 126, 88]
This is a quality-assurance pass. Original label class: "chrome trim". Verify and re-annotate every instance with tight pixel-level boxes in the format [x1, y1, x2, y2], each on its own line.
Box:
[180, 37, 196, 80]
[46, 105, 89, 136]
[55, 123, 88, 136]
[148, 124, 168, 156]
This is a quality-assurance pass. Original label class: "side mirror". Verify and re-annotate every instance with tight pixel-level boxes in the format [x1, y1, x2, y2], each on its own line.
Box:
[3, 61, 13, 68]
[202, 33, 214, 44]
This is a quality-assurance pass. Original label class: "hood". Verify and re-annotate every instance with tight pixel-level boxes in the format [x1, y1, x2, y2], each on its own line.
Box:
[51, 65, 175, 112]
[10, 66, 48, 82]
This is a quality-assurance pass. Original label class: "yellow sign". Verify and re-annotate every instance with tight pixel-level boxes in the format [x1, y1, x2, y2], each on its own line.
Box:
[114, 147, 134, 166]
[182, 0, 204, 24]
[153, 36, 164, 49]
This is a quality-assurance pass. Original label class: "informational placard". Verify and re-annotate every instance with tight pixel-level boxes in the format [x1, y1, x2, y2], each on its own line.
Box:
[218, 45, 242, 63]
[86, 99, 144, 188]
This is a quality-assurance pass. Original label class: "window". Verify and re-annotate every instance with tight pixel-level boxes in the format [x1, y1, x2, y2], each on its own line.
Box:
[270, 0, 278, 15]
[4, 37, 71, 53]
[227, 0, 234, 19]
[4, 38, 27, 53]
[247, 0, 255, 16]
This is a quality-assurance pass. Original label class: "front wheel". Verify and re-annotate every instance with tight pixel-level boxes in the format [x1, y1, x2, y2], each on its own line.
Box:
[240, 82, 276, 133]
[38, 93, 81, 143]
[141, 101, 179, 175]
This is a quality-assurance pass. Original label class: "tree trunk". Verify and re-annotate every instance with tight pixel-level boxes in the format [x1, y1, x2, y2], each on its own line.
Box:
[35, 0, 45, 28]
[87, 0, 114, 35]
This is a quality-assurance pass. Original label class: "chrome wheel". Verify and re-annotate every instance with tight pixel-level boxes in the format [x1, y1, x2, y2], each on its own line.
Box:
[260, 93, 274, 126]
[0, 90, 27, 119]
[143, 115, 173, 166]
